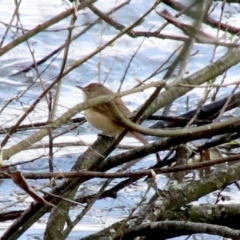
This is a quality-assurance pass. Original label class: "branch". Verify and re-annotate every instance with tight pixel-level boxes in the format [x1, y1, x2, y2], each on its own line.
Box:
[0, 0, 96, 57]
[120, 221, 240, 240]
[2, 80, 165, 160]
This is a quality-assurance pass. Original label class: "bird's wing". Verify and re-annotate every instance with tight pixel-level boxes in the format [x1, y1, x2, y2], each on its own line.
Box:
[113, 97, 133, 119]
[91, 97, 133, 123]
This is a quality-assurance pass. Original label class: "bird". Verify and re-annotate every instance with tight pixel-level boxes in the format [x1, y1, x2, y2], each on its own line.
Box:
[76, 83, 148, 144]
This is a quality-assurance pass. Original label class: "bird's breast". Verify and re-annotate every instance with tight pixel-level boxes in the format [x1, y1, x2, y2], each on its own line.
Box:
[84, 108, 124, 136]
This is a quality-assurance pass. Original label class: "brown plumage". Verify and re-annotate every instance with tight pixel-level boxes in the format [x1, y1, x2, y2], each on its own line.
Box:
[76, 83, 147, 144]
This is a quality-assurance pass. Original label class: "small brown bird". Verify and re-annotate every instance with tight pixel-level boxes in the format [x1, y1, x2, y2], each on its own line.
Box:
[76, 83, 148, 144]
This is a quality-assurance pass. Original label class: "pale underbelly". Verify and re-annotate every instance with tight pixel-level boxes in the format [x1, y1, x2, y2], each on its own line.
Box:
[84, 109, 124, 136]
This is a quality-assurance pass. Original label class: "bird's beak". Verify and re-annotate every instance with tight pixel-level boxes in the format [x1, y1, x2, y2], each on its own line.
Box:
[76, 85, 84, 91]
